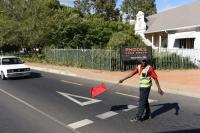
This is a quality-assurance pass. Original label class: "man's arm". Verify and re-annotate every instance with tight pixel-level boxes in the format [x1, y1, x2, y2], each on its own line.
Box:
[154, 78, 164, 95]
[118, 73, 133, 83]
[150, 66, 164, 96]
[119, 67, 138, 83]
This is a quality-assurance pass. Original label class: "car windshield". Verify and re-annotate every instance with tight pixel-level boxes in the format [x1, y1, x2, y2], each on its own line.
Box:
[2, 58, 23, 65]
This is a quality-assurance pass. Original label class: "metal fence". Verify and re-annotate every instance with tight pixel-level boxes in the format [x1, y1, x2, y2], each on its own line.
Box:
[153, 49, 200, 69]
[45, 49, 121, 70]
[45, 48, 200, 71]
[159, 48, 200, 67]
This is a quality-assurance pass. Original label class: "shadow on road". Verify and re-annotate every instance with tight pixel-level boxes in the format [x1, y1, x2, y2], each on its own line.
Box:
[9, 72, 42, 80]
[159, 128, 200, 133]
[30, 72, 42, 78]
[151, 102, 180, 118]
[110, 105, 128, 111]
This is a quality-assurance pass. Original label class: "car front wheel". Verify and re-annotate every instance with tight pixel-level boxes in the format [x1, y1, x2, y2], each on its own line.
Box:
[1, 71, 6, 80]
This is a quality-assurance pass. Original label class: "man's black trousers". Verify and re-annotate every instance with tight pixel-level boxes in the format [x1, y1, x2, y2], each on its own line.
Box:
[136, 87, 151, 118]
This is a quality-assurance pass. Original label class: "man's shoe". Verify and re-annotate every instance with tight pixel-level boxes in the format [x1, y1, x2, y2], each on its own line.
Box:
[130, 117, 142, 122]
[142, 114, 152, 120]
[142, 115, 149, 120]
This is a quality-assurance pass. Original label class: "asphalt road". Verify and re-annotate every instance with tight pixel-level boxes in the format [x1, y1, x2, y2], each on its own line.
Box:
[0, 70, 200, 133]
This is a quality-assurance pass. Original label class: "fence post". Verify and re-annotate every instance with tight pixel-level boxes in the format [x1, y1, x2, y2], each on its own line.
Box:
[76, 47, 78, 66]
[44, 48, 47, 60]
[109, 47, 112, 71]
[53, 48, 56, 63]
[92, 48, 94, 69]
[119, 47, 123, 71]
[181, 48, 184, 68]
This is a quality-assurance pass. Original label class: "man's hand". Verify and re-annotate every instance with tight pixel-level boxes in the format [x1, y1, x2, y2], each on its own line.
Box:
[158, 89, 164, 95]
[118, 73, 132, 84]
[118, 79, 124, 84]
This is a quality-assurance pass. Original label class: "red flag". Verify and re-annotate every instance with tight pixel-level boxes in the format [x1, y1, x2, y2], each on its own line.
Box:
[90, 84, 107, 97]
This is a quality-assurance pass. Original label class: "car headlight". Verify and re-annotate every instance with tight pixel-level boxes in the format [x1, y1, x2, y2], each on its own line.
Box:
[7, 69, 14, 73]
[26, 68, 30, 71]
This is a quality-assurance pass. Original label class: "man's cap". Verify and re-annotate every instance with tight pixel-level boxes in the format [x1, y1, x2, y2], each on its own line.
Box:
[140, 59, 147, 62]
[138, 58, 148, 62]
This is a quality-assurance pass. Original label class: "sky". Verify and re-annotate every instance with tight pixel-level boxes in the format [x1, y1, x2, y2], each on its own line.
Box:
[59, 0, 195, 12]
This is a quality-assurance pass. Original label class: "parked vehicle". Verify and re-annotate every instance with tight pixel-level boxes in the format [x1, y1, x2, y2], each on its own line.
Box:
[0, 56, 31, 80]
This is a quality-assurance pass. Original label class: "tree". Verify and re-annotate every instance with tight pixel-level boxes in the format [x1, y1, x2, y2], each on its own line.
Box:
[0, 0, 62, 53]
[107, 22, 144, 49]
[0, 0, 30, 52]
[74, 0, 91, 15]
[0, 0, 144, 52]
[74, 0, 119, 21]
[121, 0, 157, 17]
[93, 0, 119, 20]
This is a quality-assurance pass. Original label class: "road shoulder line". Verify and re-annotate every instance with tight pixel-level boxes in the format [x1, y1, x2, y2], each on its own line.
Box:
[0, 88, 81, 133]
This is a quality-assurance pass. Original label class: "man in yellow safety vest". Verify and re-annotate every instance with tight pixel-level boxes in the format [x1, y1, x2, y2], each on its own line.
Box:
[119, 59, 164, 122]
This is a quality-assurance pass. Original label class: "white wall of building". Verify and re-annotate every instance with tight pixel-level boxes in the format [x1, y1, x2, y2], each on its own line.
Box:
[195, 31, 200, 49]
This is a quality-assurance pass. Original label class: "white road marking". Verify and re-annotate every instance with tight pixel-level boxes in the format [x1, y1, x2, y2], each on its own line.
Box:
[123, 105, 137, 112]
[68, 119, 93, 129]
[0, 89, 80, 133]
[148, 99, 157, 103]
[96, 111, 118, 119]
[115, 92, 139, 98]
[57, 91, 102, 106]
[115, 92, 157, 103]
[61, 80, 82, 86]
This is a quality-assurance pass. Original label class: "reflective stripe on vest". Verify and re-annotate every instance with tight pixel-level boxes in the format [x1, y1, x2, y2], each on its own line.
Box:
[138, 65, 152, 88]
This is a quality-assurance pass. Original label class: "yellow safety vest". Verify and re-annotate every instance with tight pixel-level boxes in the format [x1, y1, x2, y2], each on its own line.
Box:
[138, 65, 152, 88]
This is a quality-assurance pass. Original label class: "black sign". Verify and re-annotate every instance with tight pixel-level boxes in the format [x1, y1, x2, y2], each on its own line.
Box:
[121, 46, 152, 61]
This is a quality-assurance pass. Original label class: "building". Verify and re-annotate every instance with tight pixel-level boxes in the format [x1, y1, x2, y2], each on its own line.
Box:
[135, 0, 200, 50]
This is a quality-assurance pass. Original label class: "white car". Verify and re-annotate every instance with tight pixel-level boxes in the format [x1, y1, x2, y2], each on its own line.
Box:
[0, 56, 31, 80]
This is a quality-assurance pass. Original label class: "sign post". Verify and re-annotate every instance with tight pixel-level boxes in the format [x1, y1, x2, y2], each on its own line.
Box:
[121, 46, 152, 61]
[120, 46, 152, 70]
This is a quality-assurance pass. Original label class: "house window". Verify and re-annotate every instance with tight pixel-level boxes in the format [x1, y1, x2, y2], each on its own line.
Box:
[187, 38, 195, 49]
[176, 38, 195, 49]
